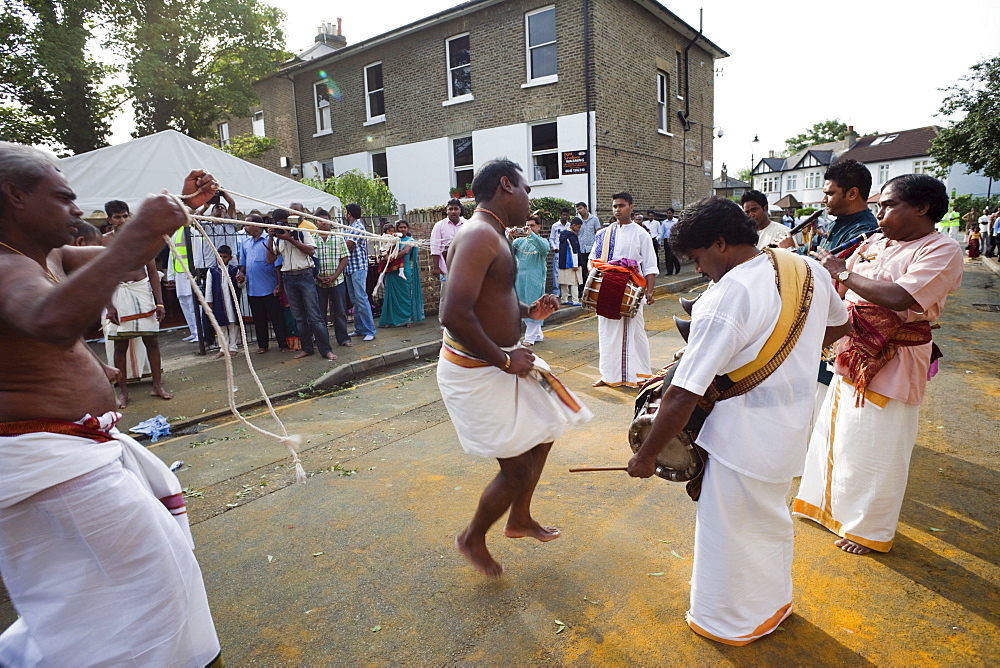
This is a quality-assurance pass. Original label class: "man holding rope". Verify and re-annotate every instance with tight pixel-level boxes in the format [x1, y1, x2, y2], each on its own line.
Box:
[0, 142, 221, 665]
[438, 158, 590, 577]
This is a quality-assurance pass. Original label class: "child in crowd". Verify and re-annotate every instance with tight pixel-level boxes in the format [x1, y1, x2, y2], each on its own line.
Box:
[558, 218, 583, 305]
[205, 245, 245, 357]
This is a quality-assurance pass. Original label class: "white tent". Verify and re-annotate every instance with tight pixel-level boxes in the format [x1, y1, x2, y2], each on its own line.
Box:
[59, 129, 339, 216]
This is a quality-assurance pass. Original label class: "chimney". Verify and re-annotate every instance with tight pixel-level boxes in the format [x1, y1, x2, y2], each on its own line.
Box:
[844, 124, 858, 147]
[315, 19, 347, 49]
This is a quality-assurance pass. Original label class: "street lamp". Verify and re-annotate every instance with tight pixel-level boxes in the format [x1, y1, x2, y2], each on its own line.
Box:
[749, 134, 760, 191]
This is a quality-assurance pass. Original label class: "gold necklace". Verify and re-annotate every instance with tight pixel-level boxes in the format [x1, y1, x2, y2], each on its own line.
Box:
[0, 241, 60, 283]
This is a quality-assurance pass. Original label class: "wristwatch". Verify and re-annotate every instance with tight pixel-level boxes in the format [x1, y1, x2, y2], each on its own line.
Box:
[836, 270, 851, 283]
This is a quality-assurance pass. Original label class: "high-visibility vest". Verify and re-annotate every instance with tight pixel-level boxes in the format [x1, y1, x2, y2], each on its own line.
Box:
[171, 228, 190, 273]
[942, 211, 961, 228]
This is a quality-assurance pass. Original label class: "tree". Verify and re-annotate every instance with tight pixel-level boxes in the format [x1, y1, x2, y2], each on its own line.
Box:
[305, 170, 399, 228]
[931, 55, 1000, 181]
[784, 120, 854, 154]
[222, 133, 278, 160]
[114, 0, 289, 139]
[0, 0, 121, 153]
[736, 167, 752, 183]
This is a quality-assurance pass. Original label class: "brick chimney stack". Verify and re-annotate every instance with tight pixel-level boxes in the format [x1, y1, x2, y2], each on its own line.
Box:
[315, 19, 347, 49]
[844, 124, 858, 147]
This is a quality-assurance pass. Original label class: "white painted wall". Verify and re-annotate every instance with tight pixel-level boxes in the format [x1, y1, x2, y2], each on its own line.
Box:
[386, 137, 451, 209]
[333, 152, 370, 176]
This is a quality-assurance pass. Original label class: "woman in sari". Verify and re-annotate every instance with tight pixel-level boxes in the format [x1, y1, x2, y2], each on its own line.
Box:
[379, 220, 425, 327]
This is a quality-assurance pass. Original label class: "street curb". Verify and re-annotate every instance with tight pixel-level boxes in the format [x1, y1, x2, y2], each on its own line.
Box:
[153, 273, 707, 439]
[981, 256, 1000, 278]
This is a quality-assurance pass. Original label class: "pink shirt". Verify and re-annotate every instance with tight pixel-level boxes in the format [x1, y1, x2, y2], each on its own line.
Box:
[834, 231, 963, 404]
[430, 217, 466, 274]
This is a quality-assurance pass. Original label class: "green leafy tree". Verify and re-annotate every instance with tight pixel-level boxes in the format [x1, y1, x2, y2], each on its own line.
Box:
[222, 133, 278, 160]
[736, 167, 752, 183]
[305, 170, 399, 229]
[0, 0, 121, 153]
[784, 120, 858, 154]
[931, 55, 1000, 181]
[113, 0, 289, 138]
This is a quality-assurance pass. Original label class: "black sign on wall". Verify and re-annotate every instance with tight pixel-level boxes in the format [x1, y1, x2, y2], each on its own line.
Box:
[562, 150, 589, 175]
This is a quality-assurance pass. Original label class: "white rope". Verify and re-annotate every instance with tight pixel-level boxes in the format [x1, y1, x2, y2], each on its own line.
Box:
[165, 196, 306, 483]
[221, 188, 386, 240]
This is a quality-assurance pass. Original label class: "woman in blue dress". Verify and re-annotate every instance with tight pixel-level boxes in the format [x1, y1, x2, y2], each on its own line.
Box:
[378, 220, 425, 327]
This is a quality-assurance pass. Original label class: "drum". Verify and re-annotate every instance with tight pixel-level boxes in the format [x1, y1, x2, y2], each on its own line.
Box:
[581, 268, 643, 319]
[627, 351, 709, 484]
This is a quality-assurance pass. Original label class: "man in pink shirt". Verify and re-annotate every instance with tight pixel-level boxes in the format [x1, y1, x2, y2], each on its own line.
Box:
[430, 199, 466, 280]
[794, 174, 963, 555]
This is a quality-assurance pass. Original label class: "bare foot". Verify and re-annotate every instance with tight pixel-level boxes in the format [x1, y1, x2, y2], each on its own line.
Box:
[504, 522, 561, 542]
[835, 538, 872, 554]
[323, 351, 338, 361]
[214, 351, 226, 359]
[116, 393, 129, 409]
[257, 348, 267, 354]
[591, 379, 607, 387]
[456, 530, 504, 577]
[340, 341, 353, 347]
[293, 351, 313, 359]
[151, 387, 173, 400]
[229, 351, 239, 357]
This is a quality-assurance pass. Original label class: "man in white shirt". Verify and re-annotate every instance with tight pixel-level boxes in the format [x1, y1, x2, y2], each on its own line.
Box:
[430, 199, 467, 281]
[645, 209, 662, 260]
[589, 192, 658, 387]
[660, 207, 681, 275]
[741, 190, 794, 250]
[978, 210, 992, 257]
[628, 196, 850, 646]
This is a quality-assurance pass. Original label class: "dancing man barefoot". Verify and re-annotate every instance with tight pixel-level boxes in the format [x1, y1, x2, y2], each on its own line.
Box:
[437, 158, 581, 577]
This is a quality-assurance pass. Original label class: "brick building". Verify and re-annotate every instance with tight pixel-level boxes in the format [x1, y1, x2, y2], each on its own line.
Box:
[217, 0, 727, 218]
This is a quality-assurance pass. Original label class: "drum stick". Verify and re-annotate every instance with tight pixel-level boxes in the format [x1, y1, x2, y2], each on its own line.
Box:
[568, 466, 629, 472]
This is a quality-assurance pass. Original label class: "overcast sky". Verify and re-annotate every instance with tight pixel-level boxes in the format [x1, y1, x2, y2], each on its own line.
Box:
[109, 0, 999, 177]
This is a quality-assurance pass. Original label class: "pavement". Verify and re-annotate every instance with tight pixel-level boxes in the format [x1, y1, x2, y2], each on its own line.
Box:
[4, 261, 999, 664]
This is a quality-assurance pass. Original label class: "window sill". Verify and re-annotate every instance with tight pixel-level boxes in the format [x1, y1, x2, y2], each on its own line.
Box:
[442, 94, 474, 107]
[657, 129, 674, 137]
[312, 130, 333, 138]
[675, 95, 684, 101]
[521, 75, 558, 89]
[363, 116, 386, 127]
[529, 178, 562, 186]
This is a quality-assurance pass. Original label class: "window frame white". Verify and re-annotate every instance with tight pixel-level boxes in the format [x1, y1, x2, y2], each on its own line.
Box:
[913, 159, 931, 175]
[451, 136, 474, 190]
[805, 170, 823, 189]
[364, 61, 386, 125]
[444, 33, 473, 104]
[529, 120, 560, 184]
[656, 70, 670, 135]
[313, 81, 332, 136]
[217, 122, 230, 148]
[878, 164, 890, 185]
[786, 173, 797, 191]
[251, 111, 265, 138]
[523, 5, 558, 87]
[675, 51, 684, 99]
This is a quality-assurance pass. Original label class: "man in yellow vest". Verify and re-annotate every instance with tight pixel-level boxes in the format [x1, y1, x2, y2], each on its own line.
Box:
[166, 227, 201, 341]
[940, 207, 961, 241]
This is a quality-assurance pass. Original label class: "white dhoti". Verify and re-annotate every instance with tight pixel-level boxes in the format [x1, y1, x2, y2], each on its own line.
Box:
[437, 335, 591, 458]
[0, 414, 219, 666]
[105, 277, 159, 339]
[103, 336, 151, 380]
[687, 458, 794, 645]
[792, 377, 919, 552]
[175, 274, 201, 338]
[596, 305, 651, 387]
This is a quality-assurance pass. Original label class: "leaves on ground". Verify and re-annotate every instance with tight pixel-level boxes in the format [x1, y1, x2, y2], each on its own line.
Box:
[554, 620, 567, 634]
[929, 527, 945, 532]
[371, 625, 382, 632]
[181, 487, 203, 498]
[313, 551, 324, 557]
[670, 550, 686, 559]
[647, 572, 665, 576]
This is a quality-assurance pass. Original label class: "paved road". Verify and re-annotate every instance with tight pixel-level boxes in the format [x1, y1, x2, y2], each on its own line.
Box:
[3, 263, 998, 664]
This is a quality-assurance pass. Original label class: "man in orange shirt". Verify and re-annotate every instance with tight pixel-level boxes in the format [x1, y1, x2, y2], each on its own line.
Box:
[794, 174, 964, 555]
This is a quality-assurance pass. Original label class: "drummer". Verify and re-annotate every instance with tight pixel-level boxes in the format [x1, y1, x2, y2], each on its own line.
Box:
[589, 192, 658, 388]
[627, 196, 850, 645]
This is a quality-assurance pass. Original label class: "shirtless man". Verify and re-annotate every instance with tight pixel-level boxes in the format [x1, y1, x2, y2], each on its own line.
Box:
[0, 142, 221, 665]
[437, 158, 564, 577]
[102, 200, 172, 406]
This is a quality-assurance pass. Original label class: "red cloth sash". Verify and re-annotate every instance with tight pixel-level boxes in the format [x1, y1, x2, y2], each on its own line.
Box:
[0, 417, 116, 442]
[836, 302, 932, 406]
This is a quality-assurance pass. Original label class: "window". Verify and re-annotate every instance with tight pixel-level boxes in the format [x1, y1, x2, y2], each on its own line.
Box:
[525, 6, 557, 84]
[805, 171, 822, 189]
[364, 62, 385, 123]
[217, 122, 230, 148]
[252, 111, 265, 137]
[446, 34, 472, 100]
[371, 152, 388, 187]
[675, 52, 683, 98]
[656, 71, 669, 133]
[452, 136, 473, 190]
[321, 160, 334, 180]
[871, 133, 899, 146]
[314, 81, 332, 134]
[530, 121, 559, 182]
[913, 159, 931, 174]
[878, 164, 890, 185]
[761, 175, 779, 193]
[786, 174, 797, 191]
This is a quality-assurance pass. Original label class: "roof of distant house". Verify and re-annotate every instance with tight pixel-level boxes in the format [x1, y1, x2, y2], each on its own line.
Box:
[839, 126, 939, 163]
[713, 174, 750, 188]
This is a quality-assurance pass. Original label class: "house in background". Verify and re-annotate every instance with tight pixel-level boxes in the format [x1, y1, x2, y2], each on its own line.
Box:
[749, 125, 994, 210]
[711, 164, 750, 199]
[216, 0, 728, 216]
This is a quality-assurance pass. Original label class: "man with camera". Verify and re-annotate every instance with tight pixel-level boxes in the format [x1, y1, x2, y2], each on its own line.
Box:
[268, 208, 337, 360]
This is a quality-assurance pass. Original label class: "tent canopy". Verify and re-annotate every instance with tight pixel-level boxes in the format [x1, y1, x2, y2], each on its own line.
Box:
[59, 130, 339, 216]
